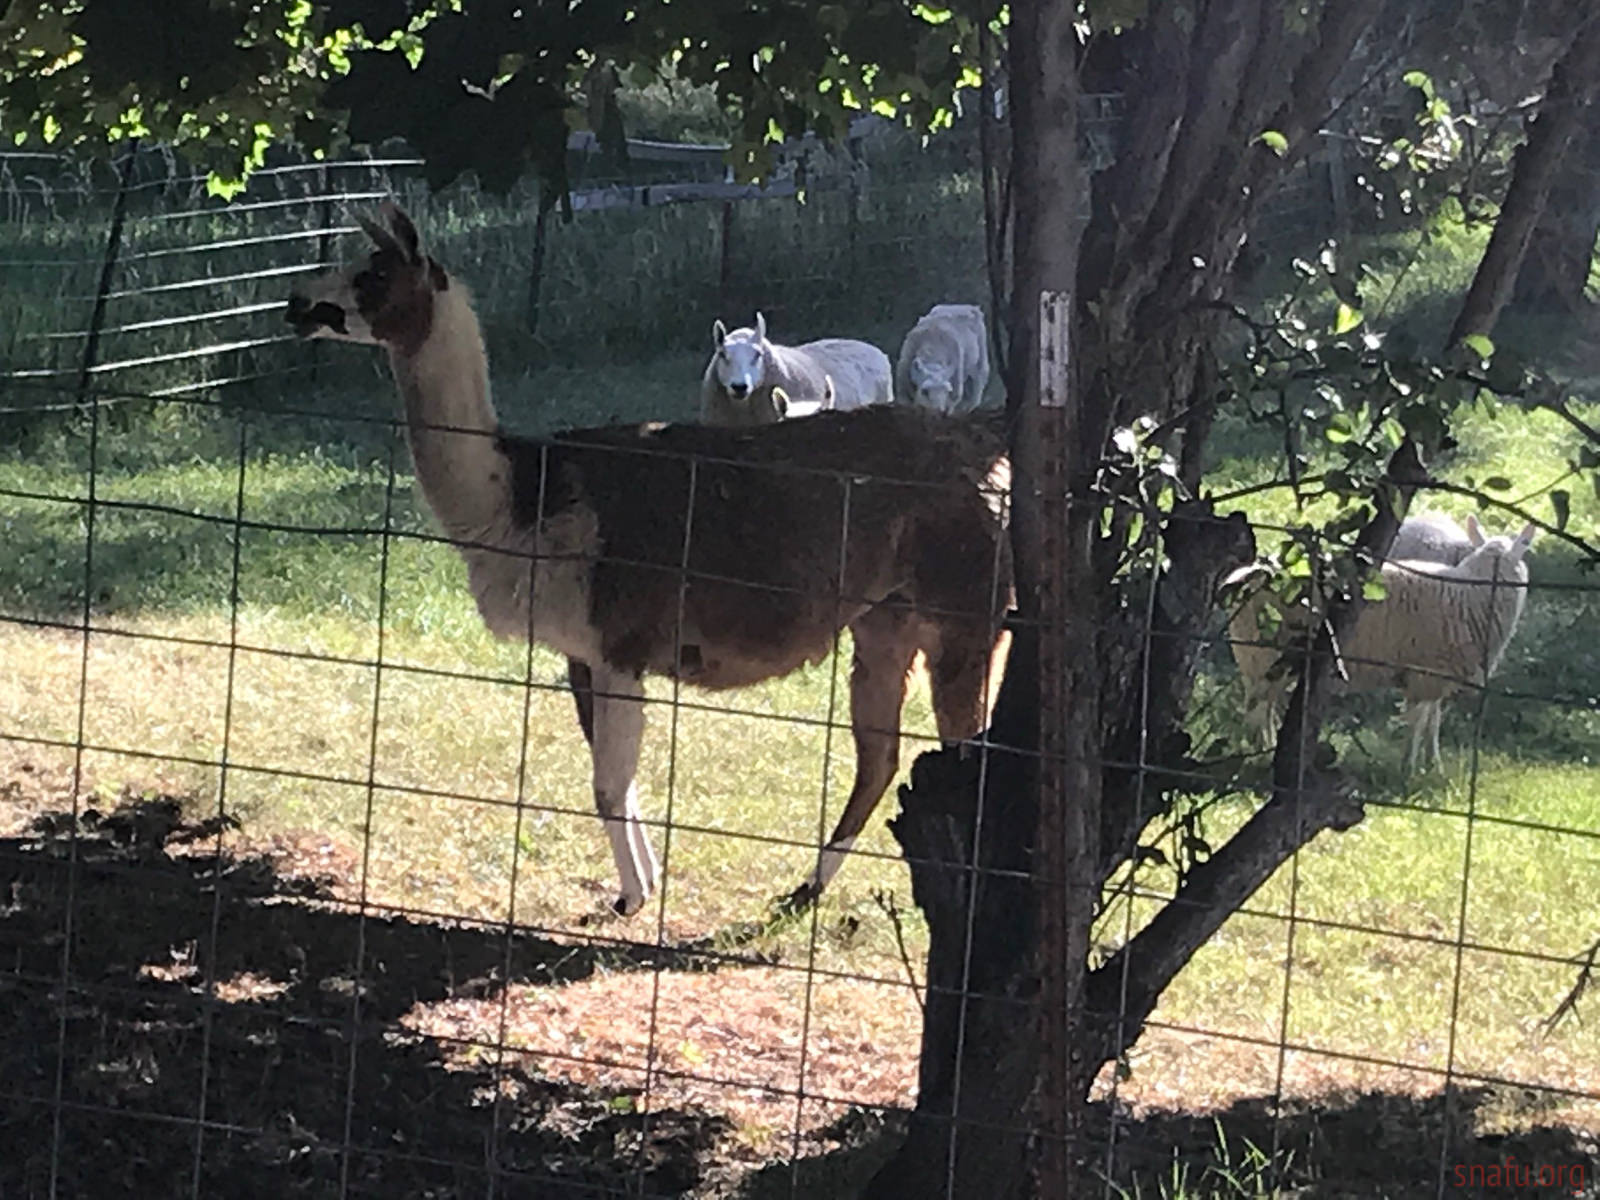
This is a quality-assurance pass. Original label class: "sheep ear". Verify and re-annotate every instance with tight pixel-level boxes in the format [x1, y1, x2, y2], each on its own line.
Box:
[755, 311, 767, 341]
[770, 386, 790, 418]
[713, 319, 727, 348]
[1514, 522, 1537, 552]
[1465, 513, 1485, 545]
[824, 375, 835, 404]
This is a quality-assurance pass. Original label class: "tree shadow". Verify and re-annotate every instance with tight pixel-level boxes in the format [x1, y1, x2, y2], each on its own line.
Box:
[0, 796, 744, 1198]
[730, 1091, 1598, 1198]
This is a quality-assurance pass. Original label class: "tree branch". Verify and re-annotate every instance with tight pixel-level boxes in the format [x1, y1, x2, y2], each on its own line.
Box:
[1081, 437, 1429, 1084]
[1083, 756, 1363, 1074]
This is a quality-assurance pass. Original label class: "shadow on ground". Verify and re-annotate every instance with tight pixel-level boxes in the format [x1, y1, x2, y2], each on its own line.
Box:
[0, 796, 734, 1198]
[733, 1093, 1598, 1199]
[2, 797, 1595, 1199]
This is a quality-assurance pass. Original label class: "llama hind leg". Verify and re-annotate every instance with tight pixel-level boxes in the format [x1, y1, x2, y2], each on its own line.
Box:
[927, 618, 1005, 748]
[789, 609, 919, 908]
[588, 664, 660, 916]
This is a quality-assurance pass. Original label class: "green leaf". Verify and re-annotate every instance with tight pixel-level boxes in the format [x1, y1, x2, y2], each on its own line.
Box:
[1551, 489, 1570, 531]
[1333, 303, 1363, 335]
[1402, 69, 1435, 100]
[1460, 333, 1494, 360]
[1482, 476, 1512, 491]
[1362, 577, 1388, 602]
[1255, 129, 1288, 156]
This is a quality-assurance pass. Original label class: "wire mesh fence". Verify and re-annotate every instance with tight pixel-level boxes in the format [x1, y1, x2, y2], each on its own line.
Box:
[1, 117, 1598, 1199]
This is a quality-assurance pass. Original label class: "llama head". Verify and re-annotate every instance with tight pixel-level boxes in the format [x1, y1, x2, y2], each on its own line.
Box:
[285, 200, 448, 355]
[907, 354, 956, 411]
[710, 312, 770, 400]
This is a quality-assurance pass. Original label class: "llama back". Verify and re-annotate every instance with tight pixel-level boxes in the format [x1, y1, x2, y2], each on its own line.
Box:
[504, 408, 1010, 677]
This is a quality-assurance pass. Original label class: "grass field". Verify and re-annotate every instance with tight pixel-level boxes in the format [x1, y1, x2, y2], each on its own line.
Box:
[3, 186, 1600, 1193]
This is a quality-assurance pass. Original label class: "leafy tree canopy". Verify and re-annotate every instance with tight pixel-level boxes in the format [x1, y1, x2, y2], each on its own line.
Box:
[0, 0, 987, 194]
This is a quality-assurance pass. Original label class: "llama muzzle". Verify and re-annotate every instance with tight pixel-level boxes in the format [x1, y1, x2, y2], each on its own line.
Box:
[284, 293, 347, 337]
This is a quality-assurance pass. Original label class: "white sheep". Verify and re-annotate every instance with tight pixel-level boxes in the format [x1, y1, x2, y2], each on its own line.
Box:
[1227, 511, 1478, 737]
[1225, 516, 1535, 769]
[895, 304, 991, 415]
[1381, 510, 1481, 759]
[700, 312, 891, 426]
[1389, 510, 1475, 564]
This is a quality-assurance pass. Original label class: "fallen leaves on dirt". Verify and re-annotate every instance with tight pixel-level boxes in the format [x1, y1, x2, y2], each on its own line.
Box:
[404, 966, 923, 1158]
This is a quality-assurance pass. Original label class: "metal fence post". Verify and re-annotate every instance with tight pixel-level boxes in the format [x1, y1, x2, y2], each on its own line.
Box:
[311, 162, 333, 386]
[74, 139, 138, 417]
[719, 199, 735, 312]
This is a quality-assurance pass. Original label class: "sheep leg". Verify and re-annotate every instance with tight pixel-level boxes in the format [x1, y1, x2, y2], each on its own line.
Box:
[588, 664, 659, 916]
[1402, 699, 1442, 773]
[786, 607, 918, 909]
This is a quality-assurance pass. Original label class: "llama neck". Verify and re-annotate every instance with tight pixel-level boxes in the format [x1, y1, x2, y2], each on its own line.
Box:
[388, 281, 510, 539]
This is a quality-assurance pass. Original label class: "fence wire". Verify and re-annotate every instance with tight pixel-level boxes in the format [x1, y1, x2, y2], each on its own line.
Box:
[1, 132, 1598, 1200]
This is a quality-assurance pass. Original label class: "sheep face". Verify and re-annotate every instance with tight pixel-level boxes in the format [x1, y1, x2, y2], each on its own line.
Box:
[906, 355, 957, 412]
[710, 312, 769, 401]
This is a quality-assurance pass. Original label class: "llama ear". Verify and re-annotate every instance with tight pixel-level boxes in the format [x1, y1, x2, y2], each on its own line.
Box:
[755, 312, 766, 341]
[713, 319, 727, 348]
[355, 210, 401, 255]
[1465, 513, 1485, 545]
[382, 201, 422, 263]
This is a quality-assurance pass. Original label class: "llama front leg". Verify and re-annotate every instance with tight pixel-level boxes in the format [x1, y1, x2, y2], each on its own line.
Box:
[588, 664, 660, 915]
[568, 658, 595, 746]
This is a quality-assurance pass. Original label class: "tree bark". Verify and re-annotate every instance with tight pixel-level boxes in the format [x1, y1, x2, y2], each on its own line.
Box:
[1449, 12, 1600, 343]
[1511, 124, 1600, 314]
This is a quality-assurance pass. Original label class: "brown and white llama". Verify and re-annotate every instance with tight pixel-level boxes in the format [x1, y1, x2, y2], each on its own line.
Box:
[284, 203, 1012, 917]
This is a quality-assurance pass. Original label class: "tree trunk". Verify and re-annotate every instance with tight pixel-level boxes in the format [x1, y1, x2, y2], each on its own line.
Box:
[1511, 126, 1600, 314]
[1449, 13, 1600, 344]
[863, 1, 1086, 1196]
